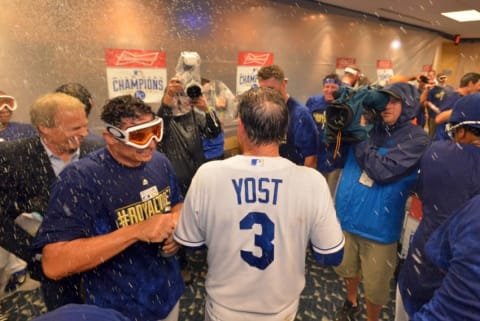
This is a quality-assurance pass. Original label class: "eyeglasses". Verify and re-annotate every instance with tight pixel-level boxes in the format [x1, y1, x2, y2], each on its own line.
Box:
[106, 117, 163, 149]
[0, 95, 17, 111]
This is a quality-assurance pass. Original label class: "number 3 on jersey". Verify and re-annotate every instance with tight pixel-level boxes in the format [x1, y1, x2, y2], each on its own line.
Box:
[239, 212, 274, 270]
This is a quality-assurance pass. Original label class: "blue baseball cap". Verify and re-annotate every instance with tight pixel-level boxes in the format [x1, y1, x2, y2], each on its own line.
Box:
[448, 93, 480, 130]
[30, 304, 131, 321]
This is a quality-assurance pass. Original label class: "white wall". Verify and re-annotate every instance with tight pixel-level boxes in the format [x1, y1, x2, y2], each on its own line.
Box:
[0, 0, 443, 133]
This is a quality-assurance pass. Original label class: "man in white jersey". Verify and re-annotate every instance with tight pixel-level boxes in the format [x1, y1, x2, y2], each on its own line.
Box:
[174, 87, 345, 321]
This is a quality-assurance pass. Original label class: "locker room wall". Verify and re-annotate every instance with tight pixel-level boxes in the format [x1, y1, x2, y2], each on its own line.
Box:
[0, 0, 457, 134]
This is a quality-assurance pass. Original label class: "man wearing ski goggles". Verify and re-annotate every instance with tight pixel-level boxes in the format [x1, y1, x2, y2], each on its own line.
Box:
[106, 116, 163, 149]
[0, 91, 37, 141]
[35, 94, 184, 321]
[0, 95, 17, 112]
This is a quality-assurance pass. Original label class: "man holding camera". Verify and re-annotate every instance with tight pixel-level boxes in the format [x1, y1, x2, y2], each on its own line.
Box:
[157, 77, 222, 196]
[157, 77, 222, 285]
[332, 82, 430, 321]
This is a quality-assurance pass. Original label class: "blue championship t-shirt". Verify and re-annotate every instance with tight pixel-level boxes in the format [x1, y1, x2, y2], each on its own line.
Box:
[34, 148, 185, 321]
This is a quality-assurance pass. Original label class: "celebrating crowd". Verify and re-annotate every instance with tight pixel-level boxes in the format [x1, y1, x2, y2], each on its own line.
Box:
[1, 64, 480, 321]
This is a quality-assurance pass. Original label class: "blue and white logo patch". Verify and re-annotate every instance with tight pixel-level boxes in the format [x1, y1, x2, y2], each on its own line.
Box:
[251, 158, 264, 166]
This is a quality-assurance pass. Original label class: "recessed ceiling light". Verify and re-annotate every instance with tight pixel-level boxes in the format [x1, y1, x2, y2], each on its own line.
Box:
[441, 9, 480, 22]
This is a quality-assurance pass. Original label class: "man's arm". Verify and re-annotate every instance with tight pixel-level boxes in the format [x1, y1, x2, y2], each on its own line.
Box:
[304, 155, 317, 169]
[41, 213, 176, 280]
[435, 109, 452, 125]
[354, 130, 431, 184]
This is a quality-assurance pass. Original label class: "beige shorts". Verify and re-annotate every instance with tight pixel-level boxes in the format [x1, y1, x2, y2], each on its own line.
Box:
[334, 231, 397, 305]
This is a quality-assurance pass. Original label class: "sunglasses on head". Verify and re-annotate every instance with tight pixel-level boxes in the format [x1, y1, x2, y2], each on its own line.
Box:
[0, 95, 17, 112]
[106, 116, 164, 149]
[446, 121, 480, 139]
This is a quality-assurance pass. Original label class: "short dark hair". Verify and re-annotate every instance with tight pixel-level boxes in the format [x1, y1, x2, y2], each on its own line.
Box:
[101, 95, 155, 127]
[237, 87, 288, 145]
[257, 65, 285, 82]
[55, 83, 93, 116]
[459, 72, 480, 88]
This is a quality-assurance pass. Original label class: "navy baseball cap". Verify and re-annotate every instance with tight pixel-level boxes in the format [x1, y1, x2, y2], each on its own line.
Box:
[30, 304, 131, 321]
[448, 93, 480, 130]
[380, 83, 403, 100]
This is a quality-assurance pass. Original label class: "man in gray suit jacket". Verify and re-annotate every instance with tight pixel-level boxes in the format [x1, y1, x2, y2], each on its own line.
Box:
[0, 92, 103, 310]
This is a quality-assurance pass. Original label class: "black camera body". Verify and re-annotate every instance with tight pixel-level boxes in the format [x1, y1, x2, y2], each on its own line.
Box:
[325, 86, 389, 144]
[186, 84, 202, 99]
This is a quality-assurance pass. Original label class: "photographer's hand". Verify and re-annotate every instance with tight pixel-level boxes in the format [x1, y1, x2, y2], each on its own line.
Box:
[190, 95, 209, 112]
[163, 77, 185, 107]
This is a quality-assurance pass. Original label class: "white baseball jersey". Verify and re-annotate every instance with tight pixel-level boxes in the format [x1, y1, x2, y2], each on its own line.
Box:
[174, 155, 344, 316]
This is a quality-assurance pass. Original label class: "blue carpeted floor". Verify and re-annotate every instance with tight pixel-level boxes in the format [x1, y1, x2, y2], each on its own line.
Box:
[0, 249, 395, 321]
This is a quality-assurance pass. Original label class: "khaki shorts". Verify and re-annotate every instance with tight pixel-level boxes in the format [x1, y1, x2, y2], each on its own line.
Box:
[334, 231, 397, 305]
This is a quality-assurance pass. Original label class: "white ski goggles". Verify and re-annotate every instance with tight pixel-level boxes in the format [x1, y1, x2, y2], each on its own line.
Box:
[0, 95, 17, 111]
[106, 116, 163, 149]
[446, 121, 480, 138]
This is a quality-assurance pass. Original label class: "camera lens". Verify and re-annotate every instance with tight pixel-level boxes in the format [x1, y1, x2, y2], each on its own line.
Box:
[186, 85, 202, 99]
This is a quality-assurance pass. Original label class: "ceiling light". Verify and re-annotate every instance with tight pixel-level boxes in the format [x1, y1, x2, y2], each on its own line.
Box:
[441, 10, 480, 22]
[390, 40, 401, 49]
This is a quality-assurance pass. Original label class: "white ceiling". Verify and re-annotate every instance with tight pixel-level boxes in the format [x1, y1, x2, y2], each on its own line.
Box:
[280, 0, 480, 40]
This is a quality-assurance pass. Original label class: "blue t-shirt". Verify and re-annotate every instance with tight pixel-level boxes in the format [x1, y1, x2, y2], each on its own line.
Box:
[282, 96, 318, 165]
[433, 91, 462, 141]
[0, 122, 37, 142]
[426, 86, 451, 118]
[34, 148, 185, 321]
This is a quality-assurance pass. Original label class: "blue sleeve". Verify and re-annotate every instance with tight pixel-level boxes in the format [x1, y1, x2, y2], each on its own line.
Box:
[294, 110, 319, 158]
[310, 244, 344, 266]
[353, 126, 430, 184]
[305, 97, 314, 109]
[411, 196, 480, 321]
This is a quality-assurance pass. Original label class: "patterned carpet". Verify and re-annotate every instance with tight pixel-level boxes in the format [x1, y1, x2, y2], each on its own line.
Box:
[0, 249, 395, 321]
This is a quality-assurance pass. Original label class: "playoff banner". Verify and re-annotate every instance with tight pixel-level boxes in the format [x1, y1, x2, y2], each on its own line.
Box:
[105, 48, 167, 103]
[376, 59, 394, 86]
[335, 57, 356, 77]
[236, 51, 273, 95]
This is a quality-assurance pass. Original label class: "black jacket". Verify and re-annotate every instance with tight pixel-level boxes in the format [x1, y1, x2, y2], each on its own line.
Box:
[0, 135, 103, 309]
[157, 105, 221, 195]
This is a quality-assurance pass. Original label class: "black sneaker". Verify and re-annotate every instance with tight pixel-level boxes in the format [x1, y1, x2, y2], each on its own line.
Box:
[334, 300, 361, 321]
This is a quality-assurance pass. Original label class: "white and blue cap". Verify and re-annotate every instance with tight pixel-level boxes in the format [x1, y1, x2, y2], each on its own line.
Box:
[448, 93, 480, 132]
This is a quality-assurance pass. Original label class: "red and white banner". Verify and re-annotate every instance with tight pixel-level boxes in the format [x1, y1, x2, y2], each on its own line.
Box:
[236, 51, 274, 95]
[422, 64, 433, 72]
[376, 59, 394, 86]
[335, 57, 356, 76]
[105, 48, 167, 103]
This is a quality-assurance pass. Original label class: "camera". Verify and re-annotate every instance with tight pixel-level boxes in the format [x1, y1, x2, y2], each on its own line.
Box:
[325, 86, 389, 144]
[186, 84, 202, 99]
